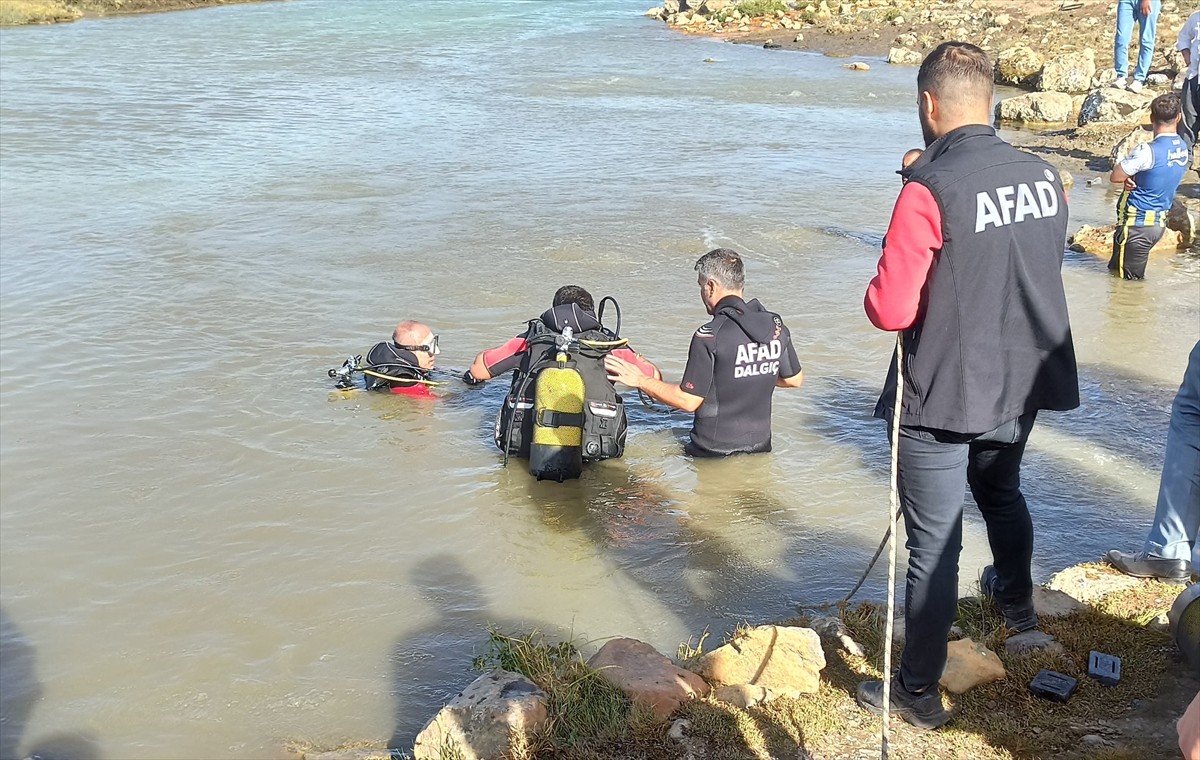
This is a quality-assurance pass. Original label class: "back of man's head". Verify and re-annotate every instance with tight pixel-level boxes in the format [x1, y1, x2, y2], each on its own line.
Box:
[552, 285, 595, 312]
[918, 42, 993, 119]
[695, 248, 745, 291]
[1150, 92, 1182, 127]
[393, 320, 431, 345]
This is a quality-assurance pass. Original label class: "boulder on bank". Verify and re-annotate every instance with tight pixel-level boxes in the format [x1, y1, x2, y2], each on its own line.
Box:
[692, 625, 826, 698]
[412, 670, 549, 760]
[939, 638, 1006, 694]
[1037, 48, 1097, 94]
[1078, 88, 1152, 127]
[995, 45, 1044, 87]
[887, 47, 923, 65]
[996, 92, 1075, 125]
[588, 638, 709, 721]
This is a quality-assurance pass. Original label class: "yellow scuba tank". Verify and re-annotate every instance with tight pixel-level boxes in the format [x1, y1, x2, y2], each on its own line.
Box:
[529, 327, 585, 482]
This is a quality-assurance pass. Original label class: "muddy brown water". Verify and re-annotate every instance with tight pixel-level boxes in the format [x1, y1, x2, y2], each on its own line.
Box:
[1, 1, 1197, 756]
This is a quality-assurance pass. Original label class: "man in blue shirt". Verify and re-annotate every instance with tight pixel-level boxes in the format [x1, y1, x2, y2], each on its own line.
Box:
[1109, 92, 1190, 280]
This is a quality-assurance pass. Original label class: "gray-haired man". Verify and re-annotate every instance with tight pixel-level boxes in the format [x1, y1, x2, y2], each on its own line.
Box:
[605, 248, 803, 456]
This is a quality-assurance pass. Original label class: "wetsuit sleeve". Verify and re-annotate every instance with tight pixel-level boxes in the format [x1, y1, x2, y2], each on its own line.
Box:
[864, 181, 943, 332]
[679, 331, 715, 400]
[778, 326, 802, 377]
[481, 337, 528, 377]
[613, 347, 657, 378]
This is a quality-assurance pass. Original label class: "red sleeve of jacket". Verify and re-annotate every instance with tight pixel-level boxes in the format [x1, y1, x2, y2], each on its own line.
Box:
[481, 337, 529, 376]
[864, 181, 943, 332]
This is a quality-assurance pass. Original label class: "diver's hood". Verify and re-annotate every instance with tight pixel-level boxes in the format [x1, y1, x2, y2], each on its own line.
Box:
[714, 296, 781, 344]
[539, 303, 602, 334]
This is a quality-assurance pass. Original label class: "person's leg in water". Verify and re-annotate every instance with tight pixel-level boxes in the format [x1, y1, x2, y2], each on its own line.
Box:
[1109, 224, 1162, 280]
[1109, 341, 1200, 580]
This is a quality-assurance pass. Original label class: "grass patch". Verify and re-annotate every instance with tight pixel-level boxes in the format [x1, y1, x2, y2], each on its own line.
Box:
[0, 0, 81, 25]
[733, 0, 788, 18]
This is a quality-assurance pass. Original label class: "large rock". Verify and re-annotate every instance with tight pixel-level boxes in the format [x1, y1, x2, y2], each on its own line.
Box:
[412, 670, 549, 760]
[995, 92, 1075, 124]
[1068, 225, 1183, 256]
[1038, 48, 1097, 94]
[692, 625, 826, 698]
[700, 0, 730, 12]
[1167, 200, 1199, 248]
[1110, 124, 1154, 167]
[887, 47, 923, 65]
[1078, 88, 1153, 126]
[939, 639, 1006, 694]
[995, 45, 1044, 87]
[587, 638, 708, 721]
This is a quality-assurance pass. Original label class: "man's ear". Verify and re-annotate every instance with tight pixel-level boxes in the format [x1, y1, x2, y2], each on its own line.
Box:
[920, 90, 936, 122]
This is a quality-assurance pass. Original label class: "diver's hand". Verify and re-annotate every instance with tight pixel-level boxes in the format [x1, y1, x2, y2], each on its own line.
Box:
[604, 355, 644, 389]
[462, 370, 484, 386]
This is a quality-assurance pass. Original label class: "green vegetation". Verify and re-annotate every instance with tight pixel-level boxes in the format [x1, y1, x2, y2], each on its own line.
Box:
[734, 0, 788, 18]
[0, 0, 81, 25]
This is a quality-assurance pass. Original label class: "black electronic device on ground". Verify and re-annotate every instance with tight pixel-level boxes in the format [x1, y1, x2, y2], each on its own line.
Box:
[1029, 669, 1078, 702]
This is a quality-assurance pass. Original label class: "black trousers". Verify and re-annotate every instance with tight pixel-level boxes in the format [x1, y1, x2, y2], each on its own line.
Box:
[894, 413, 1037, 692]
[1182, 77, 1199, 153]
[1109, 224, 1165, 280]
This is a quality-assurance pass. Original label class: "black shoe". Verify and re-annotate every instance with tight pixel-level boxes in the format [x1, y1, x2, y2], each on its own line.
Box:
[1105, 550, 1192, 581]
[856, 677, 951, 730]
[980, 565, 1038, 632]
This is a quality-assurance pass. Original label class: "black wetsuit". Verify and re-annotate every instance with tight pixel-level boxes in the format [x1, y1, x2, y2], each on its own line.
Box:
[679, 295, 801, 456]
[364, 342, 427, 392]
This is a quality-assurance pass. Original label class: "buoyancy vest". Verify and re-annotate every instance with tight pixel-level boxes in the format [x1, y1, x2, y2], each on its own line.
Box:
[877, 125, 1079, 433]
[494, 304, 628, 470]
[363, 342, 430, 391]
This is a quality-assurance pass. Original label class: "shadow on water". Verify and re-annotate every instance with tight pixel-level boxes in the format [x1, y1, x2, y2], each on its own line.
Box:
[387, 556, 571, 753]
[0, 608, 100, 760]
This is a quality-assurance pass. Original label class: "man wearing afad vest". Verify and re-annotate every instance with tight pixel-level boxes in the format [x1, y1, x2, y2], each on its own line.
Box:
[856, 42, 1080, 730]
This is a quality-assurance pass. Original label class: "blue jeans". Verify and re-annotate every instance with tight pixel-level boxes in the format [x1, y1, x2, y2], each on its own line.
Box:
[1143, 341, 1200, 568]
[1114, 0, 1160, 82]
[893, 413, 1037, 691]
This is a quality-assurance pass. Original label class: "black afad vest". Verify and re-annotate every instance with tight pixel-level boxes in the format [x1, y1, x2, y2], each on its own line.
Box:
[876, 125, 1080, 434]
[494, 305, 628, 472]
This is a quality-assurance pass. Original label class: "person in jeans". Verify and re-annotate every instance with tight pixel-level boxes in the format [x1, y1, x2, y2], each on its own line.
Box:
[856, 42, 1079, 731]
[1114, 0, 1161, 92]
[1107, 341, 1200, 581]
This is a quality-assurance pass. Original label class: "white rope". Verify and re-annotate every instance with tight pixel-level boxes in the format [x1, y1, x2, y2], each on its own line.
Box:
[881, 332, 904, 760]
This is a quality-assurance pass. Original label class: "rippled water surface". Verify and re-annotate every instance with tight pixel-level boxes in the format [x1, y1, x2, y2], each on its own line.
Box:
[2, 1, 1198, 756]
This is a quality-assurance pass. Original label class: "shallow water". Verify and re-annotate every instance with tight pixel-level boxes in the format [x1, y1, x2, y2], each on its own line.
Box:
[1, 1, 1197, 757]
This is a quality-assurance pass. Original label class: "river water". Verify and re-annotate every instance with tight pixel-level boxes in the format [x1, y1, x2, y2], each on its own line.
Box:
[0, 1, 1197, 757]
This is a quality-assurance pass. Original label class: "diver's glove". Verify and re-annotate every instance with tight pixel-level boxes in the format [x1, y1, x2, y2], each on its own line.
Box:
[462, 370, 483, 386]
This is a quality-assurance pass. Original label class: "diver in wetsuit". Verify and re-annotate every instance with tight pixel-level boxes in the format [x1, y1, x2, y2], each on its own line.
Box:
[604, 249, 804, 456]
[362, 321, 441, 397]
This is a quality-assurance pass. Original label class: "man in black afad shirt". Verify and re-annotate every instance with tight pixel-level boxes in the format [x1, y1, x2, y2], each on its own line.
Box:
[605, 248, 803, 456]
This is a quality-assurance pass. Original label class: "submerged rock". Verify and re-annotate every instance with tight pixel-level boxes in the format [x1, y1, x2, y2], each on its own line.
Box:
[693, 625, 826, 697]
[411, 670, 549, 760]
[588, 638, 709, 720]
[845, 61, 871, 71]
[1069, 225, 1183, 256]
[939, 638, 1006, 694]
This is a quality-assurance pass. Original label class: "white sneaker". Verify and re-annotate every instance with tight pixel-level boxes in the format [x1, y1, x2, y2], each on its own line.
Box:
[1113, 76, 1128, 89]
[1127, 80, 1144, 93]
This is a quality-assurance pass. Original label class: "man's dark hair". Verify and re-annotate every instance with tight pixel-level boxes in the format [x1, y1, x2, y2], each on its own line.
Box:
[1150, 92, 1182, 125]
[552, 285, 594, 312]
[917, 42, 993, 112]
[695, 248, 745, 291]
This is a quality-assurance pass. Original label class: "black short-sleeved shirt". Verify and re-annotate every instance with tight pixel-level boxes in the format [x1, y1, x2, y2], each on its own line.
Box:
[680, 295, 801, 456]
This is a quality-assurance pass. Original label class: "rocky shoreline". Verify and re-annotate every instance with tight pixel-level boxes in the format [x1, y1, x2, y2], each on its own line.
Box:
[289, 562, 1198, 760]
[645, 0, 1200, 253]
[0, 0, 278, 26]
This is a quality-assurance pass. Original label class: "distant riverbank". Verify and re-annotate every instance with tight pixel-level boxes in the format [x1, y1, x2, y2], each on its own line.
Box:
[0, 0, 278, 26]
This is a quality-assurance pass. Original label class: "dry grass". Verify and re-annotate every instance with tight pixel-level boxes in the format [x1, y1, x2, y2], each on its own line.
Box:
[0, 0, 81, 24]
